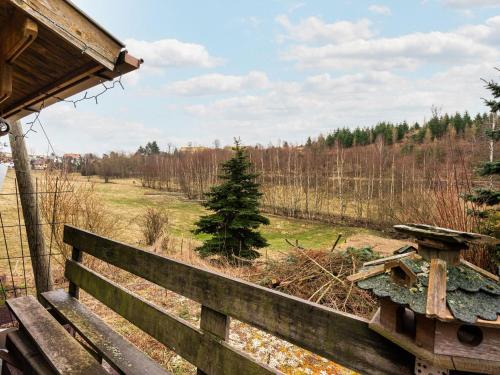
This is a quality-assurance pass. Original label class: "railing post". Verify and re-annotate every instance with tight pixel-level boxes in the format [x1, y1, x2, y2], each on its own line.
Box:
[197, 305, 230, 375]
[68, 247, 82, 299]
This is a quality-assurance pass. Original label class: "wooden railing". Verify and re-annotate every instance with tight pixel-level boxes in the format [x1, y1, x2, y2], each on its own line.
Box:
[63, 225, 414, 375]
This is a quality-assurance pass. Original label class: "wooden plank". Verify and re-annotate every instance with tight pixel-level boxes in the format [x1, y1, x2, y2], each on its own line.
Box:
[6, 296, 107, 374]
[460, 258, 499, 282]
[9, 120, 53, 297]
[347, 264, 385, 282]
[414, 314, 435, 352]
[64, 259, 278, 375]
[4, 53, 140, 120]
[426, 259, 447, 319]
[197, 306, 230, 375]
[363, 251, 416, 267]
[369, 309, 454, 370]
[9, 0, 122, 70]
[0, 62, 12, 104]
[1, 12, 38, 63]
[68, 247, 82, 298]
[5, 329, 55, 375]
[434, 320, 500, 362]
[42, 290, 169, 375]
[63, 225, 414, 375]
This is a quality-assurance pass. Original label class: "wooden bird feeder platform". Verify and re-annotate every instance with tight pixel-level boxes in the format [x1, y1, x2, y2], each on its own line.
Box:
[349, 224, 500, 374]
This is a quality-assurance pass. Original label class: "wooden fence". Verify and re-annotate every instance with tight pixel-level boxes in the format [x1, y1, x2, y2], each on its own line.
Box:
[63, 225, 414, 375]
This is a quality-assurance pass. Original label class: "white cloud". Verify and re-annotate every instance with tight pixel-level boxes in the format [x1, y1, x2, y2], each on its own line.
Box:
[181, 62, 494, 144]
[25, 105, 164, 155]
[279, 16, 500, 71]
[368, 4, 392, 15]
[166, 71, 270, 96]
[124, 38, 223, 72]
[276, 15, 374, 44]
[443, 0, 500, 8]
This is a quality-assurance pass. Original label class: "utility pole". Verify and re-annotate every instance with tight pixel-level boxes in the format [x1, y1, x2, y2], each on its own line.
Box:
[8, 119, 53, 299]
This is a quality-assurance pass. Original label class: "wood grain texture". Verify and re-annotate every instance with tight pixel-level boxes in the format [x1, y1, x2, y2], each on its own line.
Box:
[9, 120, 53, 297]
[363, 251, 416, 267]
[68, 247, 82, 298]
[1, 12, 38, 63]
[434, 320, 500, 361]
[64, 259, 278, 375]
[426, 258, 447, 319]
[6, 329, 55, 375]
[63, 225, 414, 375]
[347, 264, 385, 282]
[414, 314, 435, 352]
[197, 306, 230, 375]
[6, 296, 107, 374]
[460, 258, 499, 282]
[9, 0, 122, 69]
[42, 290, 170, 375]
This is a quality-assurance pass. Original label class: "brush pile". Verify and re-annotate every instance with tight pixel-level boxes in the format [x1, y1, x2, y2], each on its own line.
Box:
[255, 244, 380, 318]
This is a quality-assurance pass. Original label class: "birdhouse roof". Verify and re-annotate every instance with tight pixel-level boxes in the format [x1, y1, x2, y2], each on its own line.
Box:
[354, 255, 500, 324]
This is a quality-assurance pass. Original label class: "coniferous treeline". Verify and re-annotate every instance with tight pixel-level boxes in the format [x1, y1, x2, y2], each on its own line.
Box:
[306, 111, 486, 149]
[76, 111, 495, 231]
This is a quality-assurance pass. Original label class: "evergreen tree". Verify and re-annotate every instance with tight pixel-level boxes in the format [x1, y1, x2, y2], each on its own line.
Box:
[193, 140, 269, 260]
[464, 69, 500, 268]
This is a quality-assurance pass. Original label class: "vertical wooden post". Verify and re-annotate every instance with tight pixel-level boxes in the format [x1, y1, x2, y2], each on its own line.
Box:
[197, 305, 230, 375]
[68, 247, 82, 298]
[8, 120, 53, 299]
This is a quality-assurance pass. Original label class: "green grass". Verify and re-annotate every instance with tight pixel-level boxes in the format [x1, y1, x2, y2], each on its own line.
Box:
[81, 176, 377, 252]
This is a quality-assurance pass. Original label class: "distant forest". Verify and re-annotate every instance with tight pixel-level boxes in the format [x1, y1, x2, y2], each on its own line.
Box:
[304, 110, 487, 149]
[66, 110, 496, 237]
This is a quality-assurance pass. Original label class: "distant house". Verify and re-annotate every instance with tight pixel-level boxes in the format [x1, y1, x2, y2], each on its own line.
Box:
[63, 153, 81, 160]
[179, 146, 208, 153]
[31, 158, 47, 170]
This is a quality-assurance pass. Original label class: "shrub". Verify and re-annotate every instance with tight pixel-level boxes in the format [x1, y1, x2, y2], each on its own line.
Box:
[140, 208, 169, 246]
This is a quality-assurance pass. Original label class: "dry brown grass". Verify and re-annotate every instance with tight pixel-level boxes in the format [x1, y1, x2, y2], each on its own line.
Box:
[38, 171, 119, 261]
[140, 208, 169, 246]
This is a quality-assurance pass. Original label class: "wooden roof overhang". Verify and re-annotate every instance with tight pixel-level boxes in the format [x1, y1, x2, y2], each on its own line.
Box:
[0, 0, 142, 121]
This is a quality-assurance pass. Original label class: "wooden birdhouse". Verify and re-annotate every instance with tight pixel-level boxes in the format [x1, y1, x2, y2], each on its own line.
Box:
[348, 224, 500, 375]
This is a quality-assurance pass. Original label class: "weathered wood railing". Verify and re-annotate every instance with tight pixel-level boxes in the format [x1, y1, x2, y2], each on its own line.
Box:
[63, 225, 414, 375]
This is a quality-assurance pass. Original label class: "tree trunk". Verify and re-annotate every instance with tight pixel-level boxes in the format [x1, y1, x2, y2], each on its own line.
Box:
[9, 120, 53, 299]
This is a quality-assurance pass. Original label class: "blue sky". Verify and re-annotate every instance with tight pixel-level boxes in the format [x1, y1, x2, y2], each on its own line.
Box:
[23, 0, 500, 155]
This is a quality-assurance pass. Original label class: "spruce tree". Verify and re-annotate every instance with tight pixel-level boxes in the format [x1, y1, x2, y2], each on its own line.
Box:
[193, 140, 269, 260]
[464, 68, 500, 269]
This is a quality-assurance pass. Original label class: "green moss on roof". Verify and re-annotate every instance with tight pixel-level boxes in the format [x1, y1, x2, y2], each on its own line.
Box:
[357, 257, 500, 324]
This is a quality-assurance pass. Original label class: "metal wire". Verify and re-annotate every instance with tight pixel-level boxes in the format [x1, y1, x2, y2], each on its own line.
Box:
[14, 181, 28, 296]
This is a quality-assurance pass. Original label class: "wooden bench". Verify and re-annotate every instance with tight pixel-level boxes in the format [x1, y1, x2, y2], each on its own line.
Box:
[5, 225, 415, 374]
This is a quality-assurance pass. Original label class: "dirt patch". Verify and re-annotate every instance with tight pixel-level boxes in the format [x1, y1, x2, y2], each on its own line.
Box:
[338, 234, 413, 255]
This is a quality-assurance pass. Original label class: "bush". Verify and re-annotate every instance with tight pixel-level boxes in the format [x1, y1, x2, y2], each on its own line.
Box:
[140, 208, 169, 246]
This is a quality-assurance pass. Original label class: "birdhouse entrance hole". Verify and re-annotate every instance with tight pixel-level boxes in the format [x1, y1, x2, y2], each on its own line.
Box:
[456, 325, 483, 347]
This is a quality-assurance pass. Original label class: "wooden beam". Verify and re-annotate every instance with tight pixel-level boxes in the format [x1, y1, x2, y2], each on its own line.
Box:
[0, 11, 37, 104]
[9, 0, 123, 70]
[426, 259, 447, 319]
[0, 63, 12, 104]
[363, 251, 416, 267]
[460, 258, 499, 282]
[4, 52, 141, 120]
[64, 260, 277, 375]
[63, 225, 414, 375]
[7, 296, 107, 374]
[347, 264, 386, 282]
[1, 12, 38, 63]
[9, 120, 53, 298]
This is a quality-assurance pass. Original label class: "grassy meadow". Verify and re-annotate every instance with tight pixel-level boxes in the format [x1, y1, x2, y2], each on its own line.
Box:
[0, 169, 412, 374]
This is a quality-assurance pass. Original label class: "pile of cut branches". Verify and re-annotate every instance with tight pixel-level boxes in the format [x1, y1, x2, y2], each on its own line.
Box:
[255, 242, 380, 318]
